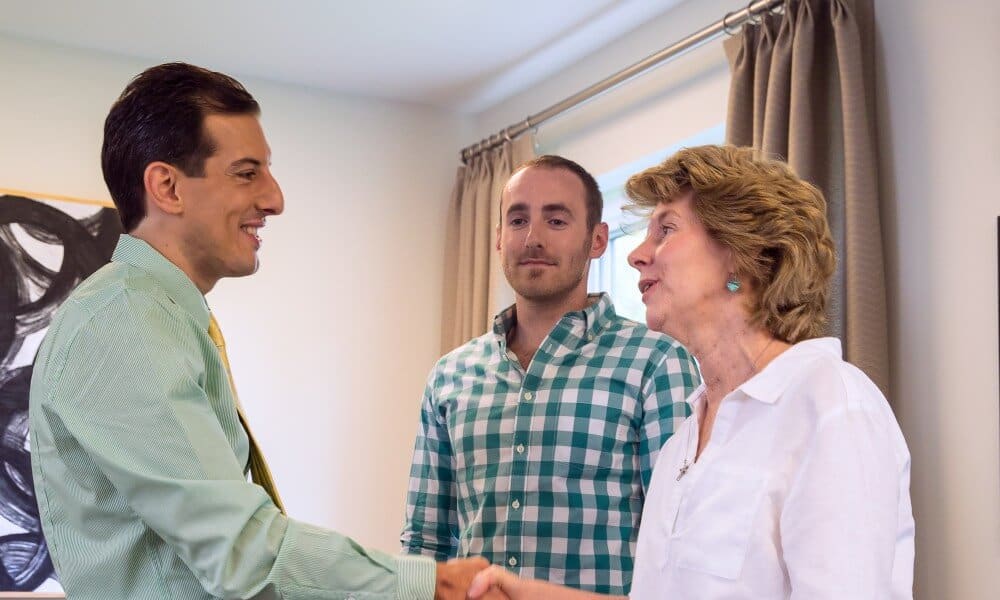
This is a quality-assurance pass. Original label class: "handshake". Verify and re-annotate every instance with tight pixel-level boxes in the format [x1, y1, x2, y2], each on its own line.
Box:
[435, 557, 519, 600]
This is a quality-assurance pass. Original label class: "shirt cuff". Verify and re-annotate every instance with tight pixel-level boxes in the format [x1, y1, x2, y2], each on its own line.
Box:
[395, 554, 436, 600]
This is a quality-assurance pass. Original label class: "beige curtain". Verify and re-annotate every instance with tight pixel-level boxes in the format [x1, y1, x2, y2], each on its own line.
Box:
[724, 0, 888, 393]
[440, 135, 535, 353]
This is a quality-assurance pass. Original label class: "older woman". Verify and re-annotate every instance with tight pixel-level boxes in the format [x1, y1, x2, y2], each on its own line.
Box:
[468, 145, 914, 599]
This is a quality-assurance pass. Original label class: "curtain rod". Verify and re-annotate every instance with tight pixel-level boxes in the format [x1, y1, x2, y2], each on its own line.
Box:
[460, 0, 784, 163]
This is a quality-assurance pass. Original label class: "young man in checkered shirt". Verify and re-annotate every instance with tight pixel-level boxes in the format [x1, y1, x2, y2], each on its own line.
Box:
[401, 155, 701, 595]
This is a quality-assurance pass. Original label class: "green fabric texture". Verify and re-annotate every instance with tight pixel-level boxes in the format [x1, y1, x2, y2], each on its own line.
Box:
[30, 234, 435, 600]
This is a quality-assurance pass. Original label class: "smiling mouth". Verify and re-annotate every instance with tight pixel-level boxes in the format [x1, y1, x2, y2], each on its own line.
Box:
[240, 225, 261, 247]
[639, 280, 657, 294]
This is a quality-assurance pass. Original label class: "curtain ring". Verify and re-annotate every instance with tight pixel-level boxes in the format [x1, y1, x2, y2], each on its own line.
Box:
[746, 1, 763, 25]
[503, 129, 513, 143]
[722, 11, 740, 36]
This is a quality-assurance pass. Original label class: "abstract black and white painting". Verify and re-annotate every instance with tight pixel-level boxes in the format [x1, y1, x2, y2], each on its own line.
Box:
[0, 191, 120, 593]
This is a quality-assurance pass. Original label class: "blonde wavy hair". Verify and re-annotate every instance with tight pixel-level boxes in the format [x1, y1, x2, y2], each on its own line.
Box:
[625, 145, 836, 343]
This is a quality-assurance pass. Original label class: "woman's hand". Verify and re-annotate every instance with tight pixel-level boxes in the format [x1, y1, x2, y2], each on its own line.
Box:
[467, 565, 520, 599]
[466, 565, 620, 600]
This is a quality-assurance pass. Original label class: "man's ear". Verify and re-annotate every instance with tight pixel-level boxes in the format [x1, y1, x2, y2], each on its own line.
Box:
[143, 161, 184, 217]
[589, 222, 609, 259]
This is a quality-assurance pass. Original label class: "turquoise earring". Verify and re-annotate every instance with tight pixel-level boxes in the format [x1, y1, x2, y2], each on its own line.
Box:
[726, 275, 741, 293]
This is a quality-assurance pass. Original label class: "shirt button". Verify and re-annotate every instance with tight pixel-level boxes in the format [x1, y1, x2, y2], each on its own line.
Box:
[516, 444, 525, 454]
[587, 332, 595, 341]
[523, 391, 533, 401]
[508, 556, 518, 567]
[511, 499, 520, 509]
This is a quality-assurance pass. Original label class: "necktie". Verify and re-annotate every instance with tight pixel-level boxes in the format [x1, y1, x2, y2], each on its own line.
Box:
[207, 314, 286, 514]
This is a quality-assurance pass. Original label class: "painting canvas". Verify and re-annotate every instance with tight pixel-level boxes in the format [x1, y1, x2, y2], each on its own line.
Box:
[0, 190, 121, 594]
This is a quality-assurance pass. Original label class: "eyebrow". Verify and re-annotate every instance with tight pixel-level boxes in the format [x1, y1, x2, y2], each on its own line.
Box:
[228, 158, 263, 170]
[506, 202, 573, 214]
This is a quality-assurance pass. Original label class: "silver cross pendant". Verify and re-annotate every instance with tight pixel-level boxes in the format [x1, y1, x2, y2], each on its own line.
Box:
[676, 460, 690, 481]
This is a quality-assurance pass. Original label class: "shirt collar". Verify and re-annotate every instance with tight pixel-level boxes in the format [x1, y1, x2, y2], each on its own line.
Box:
[111, 234, 210, 330]
[492, 292, 615, 351]
[738, 337, 843, 403]
[687, 382, 709, 413]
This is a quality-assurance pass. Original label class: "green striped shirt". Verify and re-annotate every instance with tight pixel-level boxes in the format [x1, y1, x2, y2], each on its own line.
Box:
[30, 234, 435, 600]
[402, 294, 700, 595]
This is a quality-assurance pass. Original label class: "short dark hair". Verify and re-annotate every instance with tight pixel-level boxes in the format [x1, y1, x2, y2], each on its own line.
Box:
[101, 62, 260, 232]
[511, 155, 603, 230]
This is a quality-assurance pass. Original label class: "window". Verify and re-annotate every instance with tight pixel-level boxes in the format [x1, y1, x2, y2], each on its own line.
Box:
[588, 124, 726, 322]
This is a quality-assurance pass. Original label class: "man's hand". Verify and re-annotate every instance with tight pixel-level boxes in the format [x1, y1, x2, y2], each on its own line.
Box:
[434, 557, 507, 600]
[466, 565, 519, 599]
[467, 565, 615, 600]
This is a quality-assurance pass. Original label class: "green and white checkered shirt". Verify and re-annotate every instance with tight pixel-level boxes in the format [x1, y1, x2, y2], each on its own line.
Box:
[402, 294, 699, 595]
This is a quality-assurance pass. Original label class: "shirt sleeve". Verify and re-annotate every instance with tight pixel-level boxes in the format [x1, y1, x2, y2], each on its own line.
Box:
[780, 377, 911, 599]
[637, 342, 699, 490]
[400, 372, 458, 561]
[41, 293, 435, 600]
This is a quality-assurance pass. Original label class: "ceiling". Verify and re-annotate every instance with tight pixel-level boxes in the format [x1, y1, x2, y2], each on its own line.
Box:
[0, 0, 685, 114]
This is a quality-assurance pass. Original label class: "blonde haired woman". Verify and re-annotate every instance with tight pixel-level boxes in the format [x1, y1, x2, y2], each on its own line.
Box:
[468, 145, 914, 599]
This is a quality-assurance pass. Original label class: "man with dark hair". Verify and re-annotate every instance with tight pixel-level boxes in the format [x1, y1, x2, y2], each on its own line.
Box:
[402, 156, 701, 595]
[29, 62, 493, 600]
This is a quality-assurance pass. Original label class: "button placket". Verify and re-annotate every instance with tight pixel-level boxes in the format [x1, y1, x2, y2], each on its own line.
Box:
[506, 377, 538, 576]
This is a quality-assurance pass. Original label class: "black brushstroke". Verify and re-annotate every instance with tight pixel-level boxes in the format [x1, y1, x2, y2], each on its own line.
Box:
[0, 194, 120, 591]
[0, 368, 51, 590]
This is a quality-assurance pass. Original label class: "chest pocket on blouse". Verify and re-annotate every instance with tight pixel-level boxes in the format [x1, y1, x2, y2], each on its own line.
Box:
[671, 463, 767, 580]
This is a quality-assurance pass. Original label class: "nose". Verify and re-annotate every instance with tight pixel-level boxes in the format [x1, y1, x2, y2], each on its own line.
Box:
[523, 224, 543, 248]
[258, 169, 284, 216]
[628, 235, 652, 271]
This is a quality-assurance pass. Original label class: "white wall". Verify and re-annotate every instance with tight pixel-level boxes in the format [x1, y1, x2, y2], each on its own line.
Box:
[0, 34, 470, 553]
[474, 0, 737, 176]
[874, 1, 1000, 598]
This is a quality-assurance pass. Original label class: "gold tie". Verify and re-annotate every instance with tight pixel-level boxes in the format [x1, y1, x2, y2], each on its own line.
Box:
[207, 314, 286, 514]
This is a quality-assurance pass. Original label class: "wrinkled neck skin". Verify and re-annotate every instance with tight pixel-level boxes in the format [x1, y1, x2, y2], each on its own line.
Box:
[676, 306, 778, 412]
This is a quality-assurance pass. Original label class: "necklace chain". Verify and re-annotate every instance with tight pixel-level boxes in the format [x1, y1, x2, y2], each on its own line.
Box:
[751, 337, 776, 373]
[677, 338, 776, 481]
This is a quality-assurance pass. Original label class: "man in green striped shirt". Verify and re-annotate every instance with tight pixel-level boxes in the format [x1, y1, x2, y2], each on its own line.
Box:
[29, 63, 493, 600]
[402, 156, 700, 595]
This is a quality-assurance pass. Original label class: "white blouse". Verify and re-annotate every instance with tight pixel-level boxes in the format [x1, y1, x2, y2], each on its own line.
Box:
[630, 338, 914, 599]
